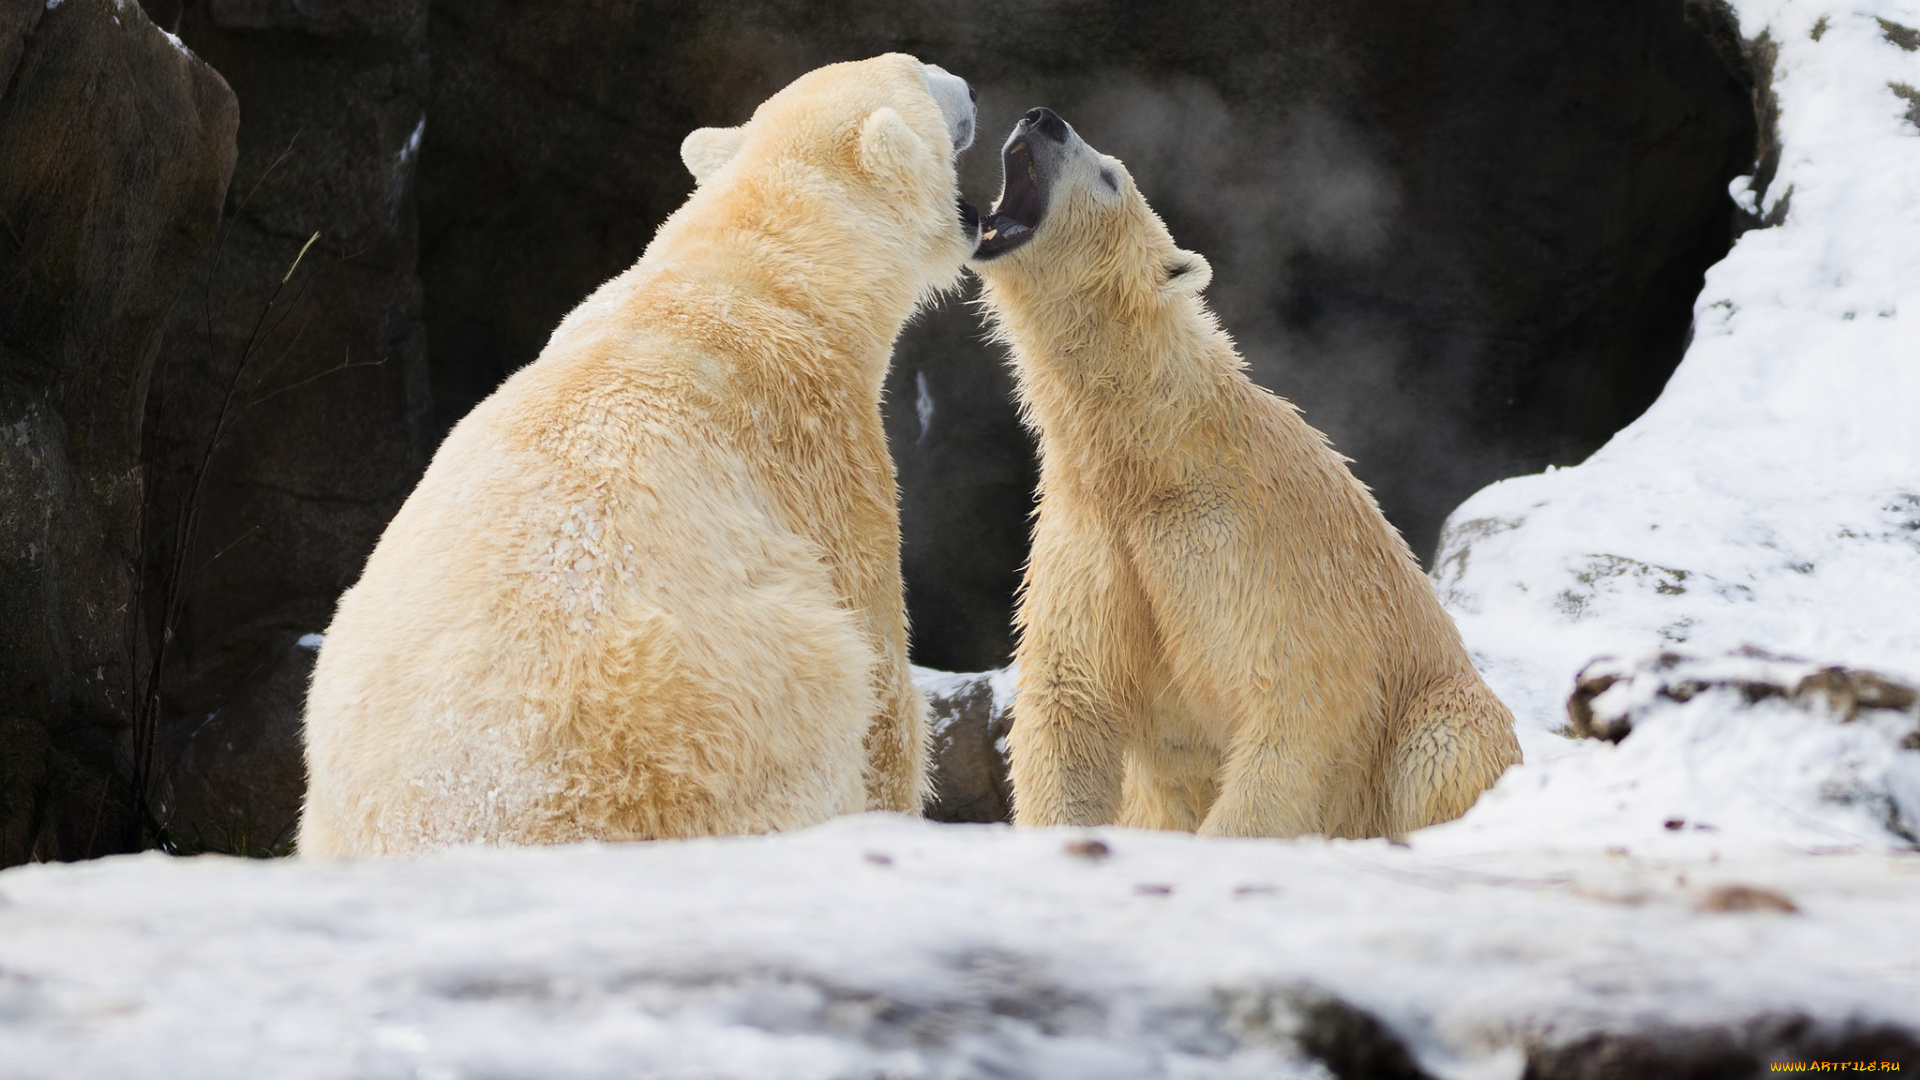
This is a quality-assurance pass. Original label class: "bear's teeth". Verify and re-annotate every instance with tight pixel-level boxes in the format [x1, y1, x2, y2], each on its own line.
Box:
[983, 228, 997, 240]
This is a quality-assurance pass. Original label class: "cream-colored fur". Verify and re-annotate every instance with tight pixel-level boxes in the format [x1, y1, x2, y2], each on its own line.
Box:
[298, 55, 980, 857]
[973, 116, 1521, 839]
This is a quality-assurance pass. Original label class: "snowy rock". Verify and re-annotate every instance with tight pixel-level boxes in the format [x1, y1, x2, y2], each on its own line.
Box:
[1433, 0, 1920, 765]
[1568, 649, 1920, 742]
[1418, 0, 1920, 877]
[915, 666, 1017, 824]
[1447, 649, 1920, 851]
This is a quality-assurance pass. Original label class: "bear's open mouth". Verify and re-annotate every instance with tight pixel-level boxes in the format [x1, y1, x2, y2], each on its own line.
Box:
[973, 137, 1045, 260]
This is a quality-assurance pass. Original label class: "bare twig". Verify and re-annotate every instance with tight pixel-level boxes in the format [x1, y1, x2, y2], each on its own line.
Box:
[125, 216, 325, 853]
[248, 350, 386, 410]
[283, 231, 318, 283]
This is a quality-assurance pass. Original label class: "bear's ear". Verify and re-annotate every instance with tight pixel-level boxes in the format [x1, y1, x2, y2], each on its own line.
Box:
[681, 126, 746, 186]
[1164, 249, 1212, 296]
[857, 107, 930, 180]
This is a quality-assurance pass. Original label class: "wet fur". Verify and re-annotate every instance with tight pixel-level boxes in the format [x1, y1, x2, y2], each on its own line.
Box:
[299, 56, 975, 856]
[974, 128, 1521, 838]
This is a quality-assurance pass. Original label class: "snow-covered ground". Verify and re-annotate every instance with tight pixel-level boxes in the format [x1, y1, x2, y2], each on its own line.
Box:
[4, 0, 1920, 1075]
[0, 817, 1915, 1080]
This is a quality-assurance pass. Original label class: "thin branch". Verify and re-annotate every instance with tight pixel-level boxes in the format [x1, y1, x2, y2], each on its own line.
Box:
[125, 219, 323, 850]
[282, 231, 319, 283]
[205, 524, 261, 564]
[247, 351, 387, 410]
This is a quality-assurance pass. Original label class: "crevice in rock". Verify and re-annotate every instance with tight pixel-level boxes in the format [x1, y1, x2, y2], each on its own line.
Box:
[1684, 2, 1782, 237]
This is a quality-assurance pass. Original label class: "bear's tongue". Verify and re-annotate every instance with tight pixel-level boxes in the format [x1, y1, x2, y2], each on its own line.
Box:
[974, 139, 1044, 259]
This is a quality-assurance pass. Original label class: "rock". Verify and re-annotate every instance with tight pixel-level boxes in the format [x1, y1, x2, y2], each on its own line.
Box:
[418, 0, 1759, 671]
[1568, 649, 1920, 743]
[135, 0, 430, 846]
[1894, 83, 1920, 132]
[0, 0, 237, 864]
[913, 667, 1015, 824]
[1525, 1018, 1920, 1079]
[1879, 17, 1920, 52]
[1062, 838, 1110, 861]
[154, 630, 315, 855]
[1693, 882, 1798, 914]
[1553, 648, 1920, 848]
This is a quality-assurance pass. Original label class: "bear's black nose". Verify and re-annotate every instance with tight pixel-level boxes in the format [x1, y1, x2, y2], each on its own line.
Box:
[1023, 107, 1069, 142]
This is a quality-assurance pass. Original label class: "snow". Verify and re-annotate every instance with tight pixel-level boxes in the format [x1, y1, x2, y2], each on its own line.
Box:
[390, 117, 427, 220]
[1434, 0, 1920, 744]
[4, 0, 1920, 1072]
[987, 665, 1019, 713]
[1431, 652, 1920, 856]
[1, 817, 1915, 1079]
[909, 663, 980, 705]
[398, 117, 426, 167]
[1426, 0, 1920, 864]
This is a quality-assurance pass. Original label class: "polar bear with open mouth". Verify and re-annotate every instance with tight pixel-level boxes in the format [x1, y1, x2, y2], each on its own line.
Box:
[973, 108, 1521, 839]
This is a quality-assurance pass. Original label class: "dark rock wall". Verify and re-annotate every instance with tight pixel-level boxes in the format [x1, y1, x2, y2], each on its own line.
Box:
[136, 0, 431, 850]
[419, 0, 1757, 672]
[0, 0, 237, 862]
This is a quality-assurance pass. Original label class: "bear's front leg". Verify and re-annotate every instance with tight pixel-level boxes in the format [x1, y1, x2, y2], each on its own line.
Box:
[785, 418, 929, 816]
[1007, 510, 1156, 827]
[838, 476, 928, 815]
[862, 650, 928, 813]
[836, 527, 924, 813]
[1196, 735, 1328, 839]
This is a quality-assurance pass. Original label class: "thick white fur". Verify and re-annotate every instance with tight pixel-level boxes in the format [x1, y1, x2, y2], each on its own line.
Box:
[299, 55, 977, 857]
[974, 124, 1522, 839]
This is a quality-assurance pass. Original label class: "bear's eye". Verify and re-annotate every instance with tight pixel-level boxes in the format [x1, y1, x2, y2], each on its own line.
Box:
[1099, 167, 1119, 194]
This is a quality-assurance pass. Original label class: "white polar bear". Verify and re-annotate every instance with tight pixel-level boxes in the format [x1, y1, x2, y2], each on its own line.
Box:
[972, 108, 1521, 839]
[298, 55, 981, 857]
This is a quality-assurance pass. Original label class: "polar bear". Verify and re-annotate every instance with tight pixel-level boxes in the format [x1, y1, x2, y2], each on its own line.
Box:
[297, 55, 982, 857]
[972, 108, 1521, 839]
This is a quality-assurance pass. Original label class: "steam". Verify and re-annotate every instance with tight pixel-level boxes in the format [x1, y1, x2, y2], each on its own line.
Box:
[964, 74, 1491, 557]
